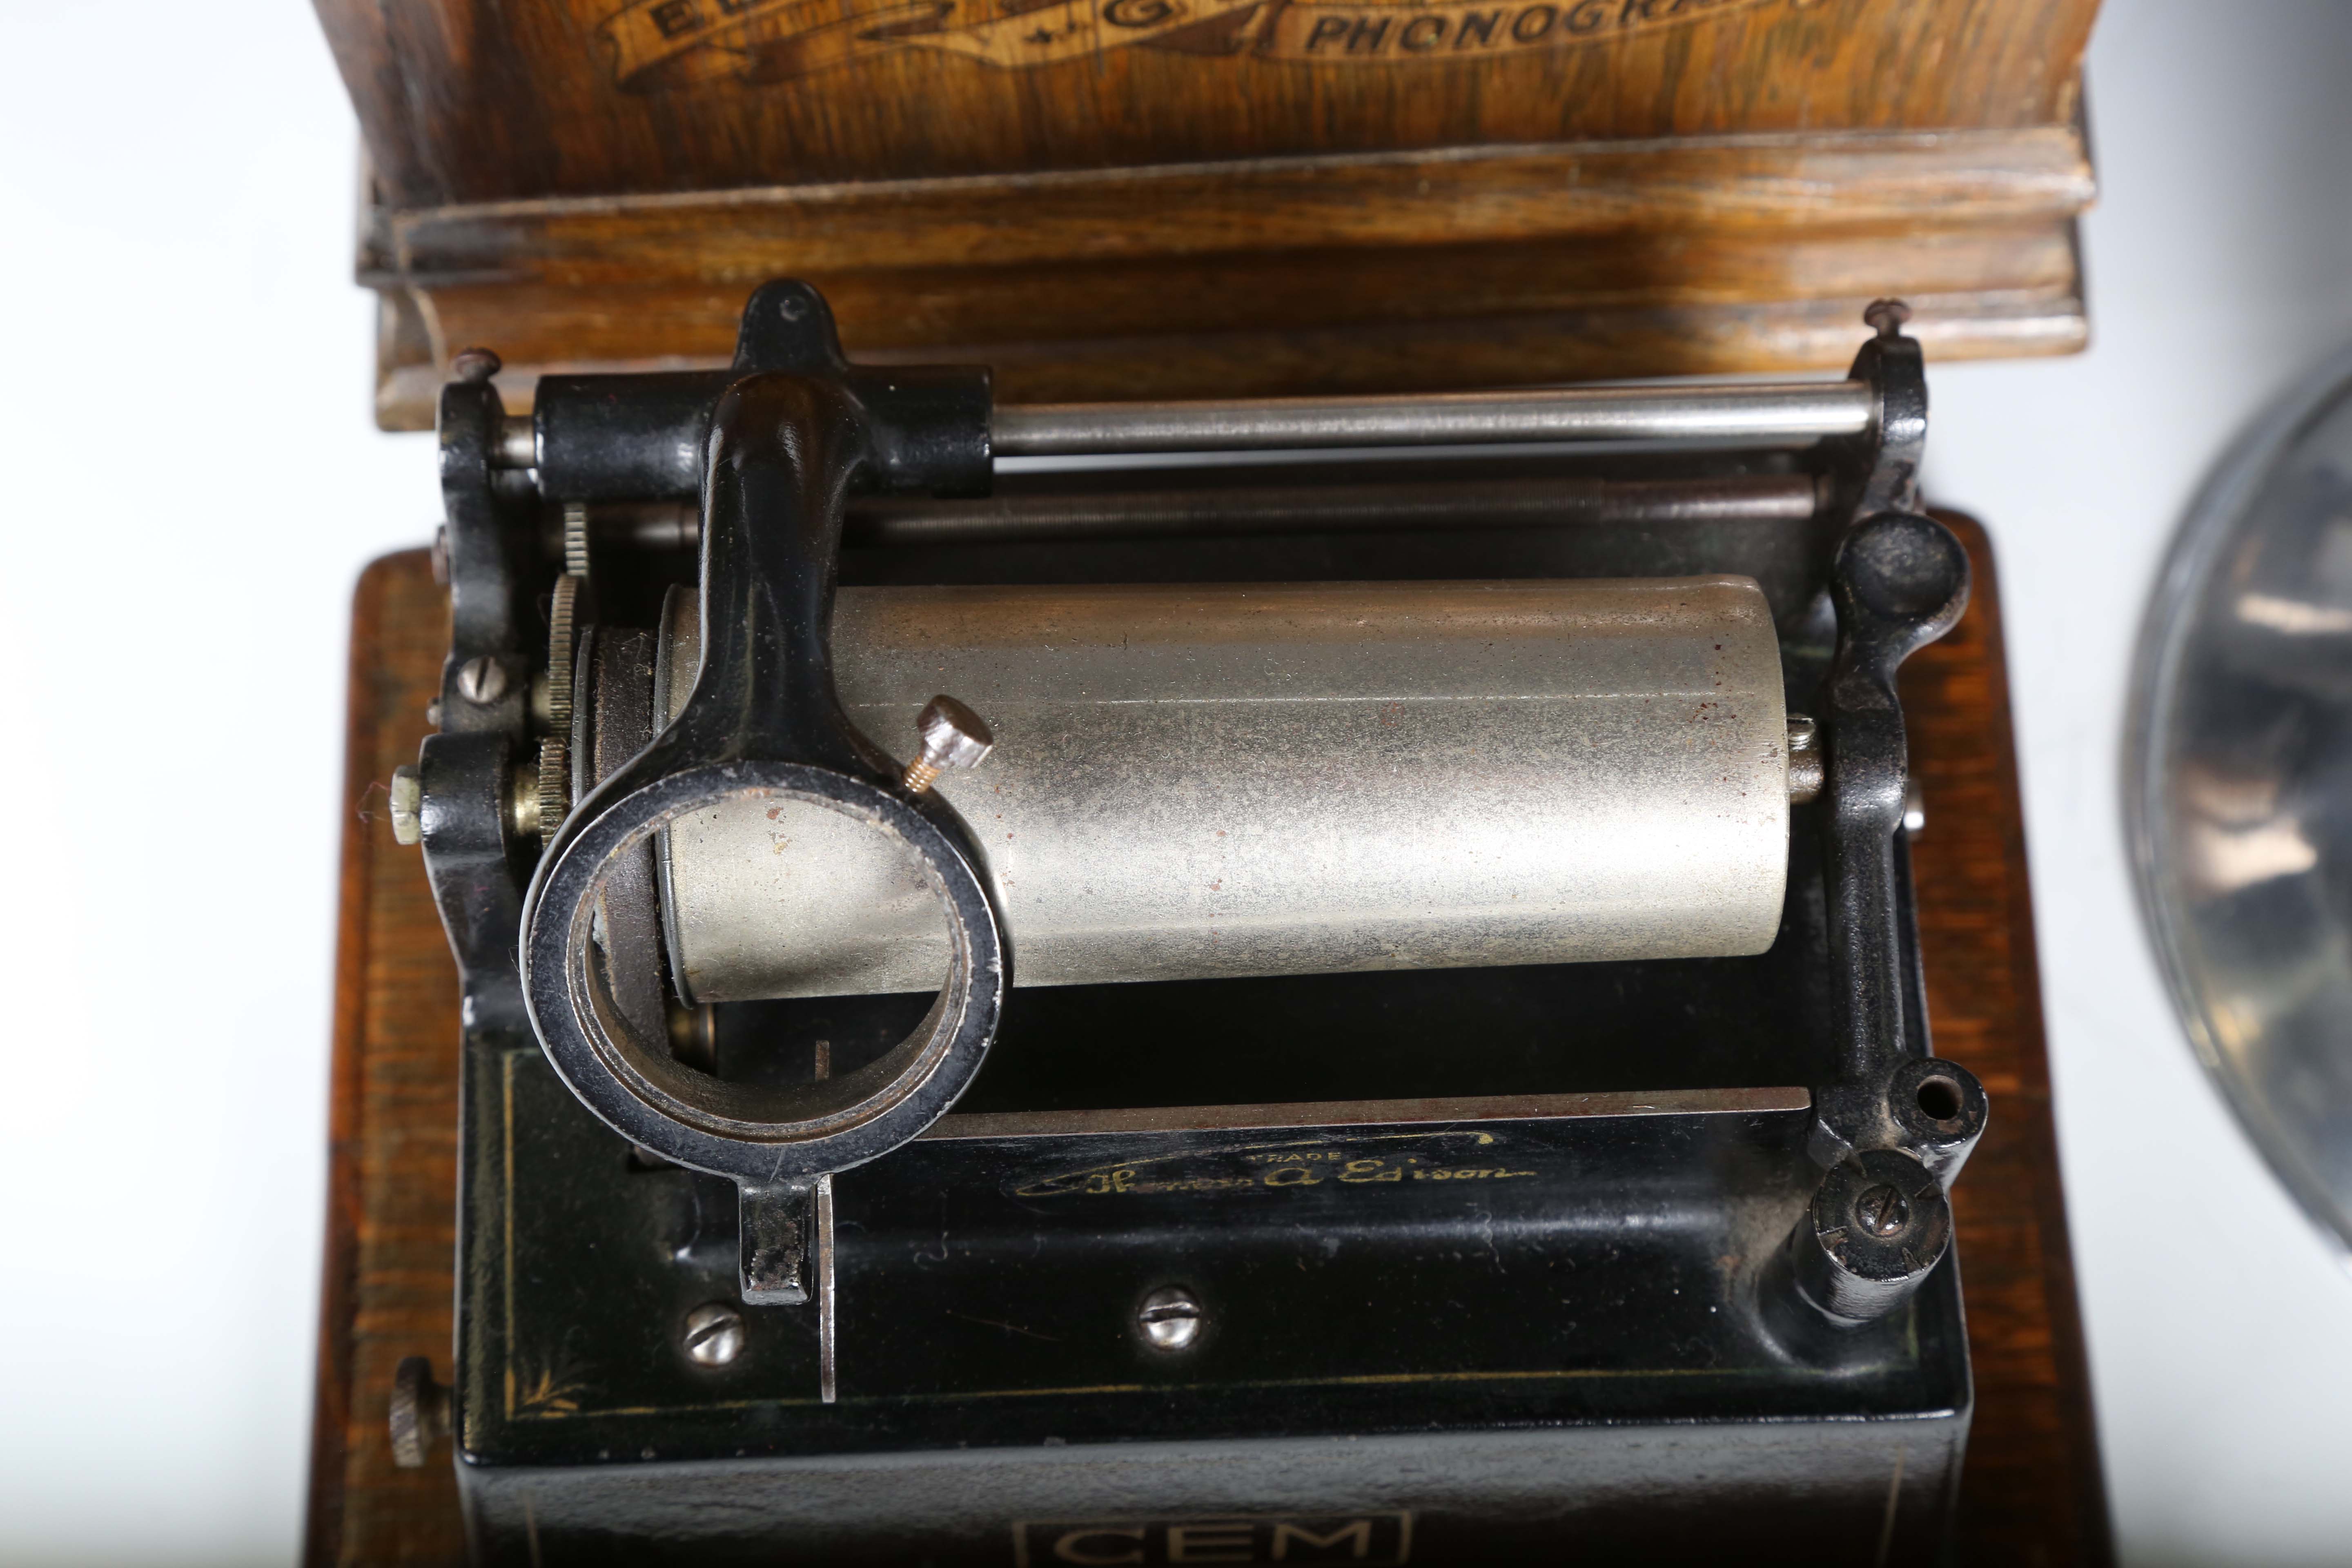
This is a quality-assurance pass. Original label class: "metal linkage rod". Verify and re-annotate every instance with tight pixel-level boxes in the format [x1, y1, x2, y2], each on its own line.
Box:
[989, 381, 1874, 457]
[568, 474, 1819, 556]
[493, 379, 1871, 471]
[847, 474, 1820, 546]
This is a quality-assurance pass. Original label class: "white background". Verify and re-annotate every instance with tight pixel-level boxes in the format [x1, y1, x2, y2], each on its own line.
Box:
[3, 2, 2349, 1562]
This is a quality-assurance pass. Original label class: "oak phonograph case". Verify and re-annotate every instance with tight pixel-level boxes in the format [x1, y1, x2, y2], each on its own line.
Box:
[303, 0, 2109, 1561]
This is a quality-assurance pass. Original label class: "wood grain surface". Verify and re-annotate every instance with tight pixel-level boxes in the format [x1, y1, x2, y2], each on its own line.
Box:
[317, 0, 2095, 205]
[304, 519, 2109, 1564]
[315, 0, 2100, 425]
[305, 554, 467, 1568]
[365, 126, 2094, 425]
[1914, 513, 2112, 1566]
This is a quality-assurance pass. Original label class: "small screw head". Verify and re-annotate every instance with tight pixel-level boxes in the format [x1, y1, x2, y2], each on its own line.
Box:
[389, 766, 423, 847]
[456, 655, 508, 705]
[1785, 715, 1824, 804]
[918, 695, 993, 768]
[388, 1355, 450, 1468]
[1863, 298, 1913, 339]
[683, 1302, 745, 1367]
[1854, 1184, 1911, 1238]
[1137, 1285, 1203, 1352]
[450, 347, 502, 383]
[903, 695, 995, 795]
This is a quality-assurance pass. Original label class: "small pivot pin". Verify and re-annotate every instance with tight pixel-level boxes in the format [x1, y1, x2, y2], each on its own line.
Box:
[902, 696, 994, 795]
[1863, 297, 1912, 339]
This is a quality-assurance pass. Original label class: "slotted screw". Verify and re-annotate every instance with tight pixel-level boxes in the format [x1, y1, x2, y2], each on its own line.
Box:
[1137, 1286, 1203, 1352]
[456, 655, 508, 705]
[683, 1302, 745, 1367]
[1854, 1184, 1911, 1238]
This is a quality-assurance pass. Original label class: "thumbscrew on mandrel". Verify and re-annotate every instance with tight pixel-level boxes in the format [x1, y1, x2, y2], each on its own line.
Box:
[902, 696, 994, 795]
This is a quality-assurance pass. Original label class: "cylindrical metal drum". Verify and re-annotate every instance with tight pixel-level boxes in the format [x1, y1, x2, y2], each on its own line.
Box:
[648, 577, 1790, 1002]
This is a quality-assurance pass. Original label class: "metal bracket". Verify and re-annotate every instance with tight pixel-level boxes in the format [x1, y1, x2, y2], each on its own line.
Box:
[517, 283, 1006, 1296]
[1813, 510, 1976, 1162]
[1768, 504, 1989, 1334]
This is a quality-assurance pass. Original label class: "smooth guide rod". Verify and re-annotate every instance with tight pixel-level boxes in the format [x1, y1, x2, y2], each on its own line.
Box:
[492, 379, 1873, 470]
[561, 474, 1822, 555]
[989, 381, 1874, 456]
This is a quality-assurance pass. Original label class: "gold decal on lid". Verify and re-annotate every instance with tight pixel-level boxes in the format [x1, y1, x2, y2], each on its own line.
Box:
[597, 0, 1783, 88]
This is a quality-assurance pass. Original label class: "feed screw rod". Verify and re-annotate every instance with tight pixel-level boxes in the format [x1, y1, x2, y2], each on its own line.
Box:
[902, 695, 994, 795]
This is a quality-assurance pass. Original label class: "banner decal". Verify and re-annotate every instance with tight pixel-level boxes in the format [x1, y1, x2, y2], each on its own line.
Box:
[598, 0, 1784, 89]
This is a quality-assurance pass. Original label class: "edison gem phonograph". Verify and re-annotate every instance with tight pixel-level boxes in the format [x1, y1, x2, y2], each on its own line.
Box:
[372, 280, 1986, 1561]
[308, 0, 2106, 1559]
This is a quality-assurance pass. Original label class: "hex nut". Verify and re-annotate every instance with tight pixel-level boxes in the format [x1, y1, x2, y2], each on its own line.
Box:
[683, 1302, 745, 1367]
[389, 766, 423, 847]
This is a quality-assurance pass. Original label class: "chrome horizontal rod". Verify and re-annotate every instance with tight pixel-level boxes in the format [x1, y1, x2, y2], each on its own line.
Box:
[494, 380, 1869, 470]
[990, 381, 1873, 456]
[570, 474, 1818, 555]
[848, 474, 1819, 547]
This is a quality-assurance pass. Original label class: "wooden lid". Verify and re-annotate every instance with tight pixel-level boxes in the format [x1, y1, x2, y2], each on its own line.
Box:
[318, 0, 2101, 425]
